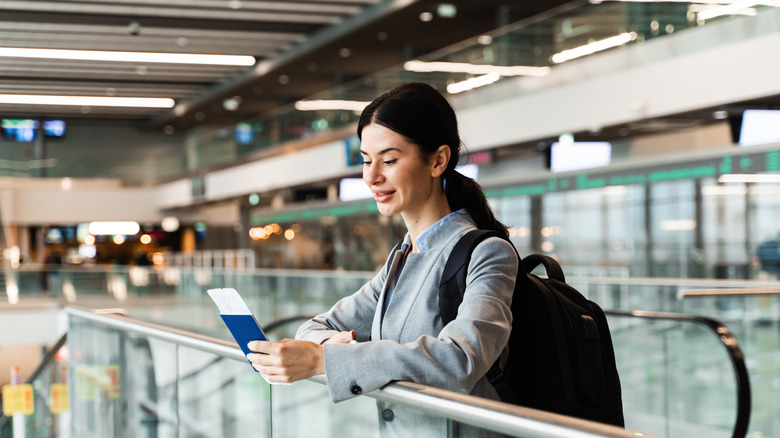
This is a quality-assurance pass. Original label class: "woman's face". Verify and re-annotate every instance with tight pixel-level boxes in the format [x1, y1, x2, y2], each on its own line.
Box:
[360, 123, 443, 219]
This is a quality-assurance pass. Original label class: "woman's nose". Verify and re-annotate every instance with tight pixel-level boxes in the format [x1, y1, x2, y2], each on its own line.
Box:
[364, 162, 382, 185]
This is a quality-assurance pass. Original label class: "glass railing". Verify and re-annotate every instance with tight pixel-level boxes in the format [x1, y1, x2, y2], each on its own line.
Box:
[0, 334, 68, 438]
[569, 278, 780, 438]
[605, 310, 750, 438]
[2, 303, 754, 438]
[55, 306, 646, 438]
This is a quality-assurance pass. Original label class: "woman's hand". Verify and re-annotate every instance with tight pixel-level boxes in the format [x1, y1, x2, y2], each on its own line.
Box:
[247, 339, 324, 383]
[324, 330, 356, 344]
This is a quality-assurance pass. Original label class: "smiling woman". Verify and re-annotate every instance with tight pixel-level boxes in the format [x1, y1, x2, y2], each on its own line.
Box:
[246, 83, 518, 437]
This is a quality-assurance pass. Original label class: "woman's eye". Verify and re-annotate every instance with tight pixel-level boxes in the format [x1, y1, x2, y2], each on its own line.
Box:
[383, 159, 397, 166]
[362, 161, 372, 166]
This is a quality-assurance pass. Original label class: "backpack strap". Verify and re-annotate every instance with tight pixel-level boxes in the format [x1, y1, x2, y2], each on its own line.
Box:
[522, 254, 565, 282]
[439, 229, 521, 404]
[439, 229, 502, 325]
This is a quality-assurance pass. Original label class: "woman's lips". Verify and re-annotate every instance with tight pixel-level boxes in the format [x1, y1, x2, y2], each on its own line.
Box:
[373, 190, 395, 203]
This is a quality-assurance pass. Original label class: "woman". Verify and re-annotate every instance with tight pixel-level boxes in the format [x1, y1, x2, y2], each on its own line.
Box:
[247, 82, 518, 437]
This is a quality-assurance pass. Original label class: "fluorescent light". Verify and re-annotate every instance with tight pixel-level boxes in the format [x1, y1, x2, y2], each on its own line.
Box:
[659, 219, 697, 231]
[89, 221, 140, 236]
[551, 32, 637, 64]
[0, 94, 174, 108]
[697, 0, 762, 20]
[447, 73, 501, 94]
[718, 174, 780, 183]
[294, 100, 370, 112]
[404, 60, 550, 77]
[0, 47, 255, 66]
[704, 185, 780, 195]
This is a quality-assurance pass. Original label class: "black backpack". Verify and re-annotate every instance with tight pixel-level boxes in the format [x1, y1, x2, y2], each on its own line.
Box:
[439, 229, 625, 427]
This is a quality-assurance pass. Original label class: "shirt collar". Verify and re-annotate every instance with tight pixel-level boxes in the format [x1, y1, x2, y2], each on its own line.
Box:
[413, 208, 467, 253]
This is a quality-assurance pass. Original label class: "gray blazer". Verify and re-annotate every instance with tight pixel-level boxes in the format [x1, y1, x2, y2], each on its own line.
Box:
[296, 212, 517, 437]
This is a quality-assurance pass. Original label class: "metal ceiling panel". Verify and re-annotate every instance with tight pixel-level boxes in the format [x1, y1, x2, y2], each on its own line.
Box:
[0, 0, 379, 119]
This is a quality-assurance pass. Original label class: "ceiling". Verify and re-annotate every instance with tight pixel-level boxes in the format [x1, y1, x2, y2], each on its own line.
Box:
[0, 0, 572, 132]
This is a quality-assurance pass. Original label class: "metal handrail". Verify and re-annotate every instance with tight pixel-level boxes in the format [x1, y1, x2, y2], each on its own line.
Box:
[605, 310, 751, 438]
[63, 305, 653, 438]
[680, 287, 780, 297]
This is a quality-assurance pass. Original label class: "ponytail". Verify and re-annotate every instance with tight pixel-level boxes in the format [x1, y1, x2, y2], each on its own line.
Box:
[444, 169, 508, 239]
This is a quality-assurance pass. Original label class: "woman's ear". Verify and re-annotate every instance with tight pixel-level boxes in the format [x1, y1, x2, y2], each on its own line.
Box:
[430, 145, 450, 177]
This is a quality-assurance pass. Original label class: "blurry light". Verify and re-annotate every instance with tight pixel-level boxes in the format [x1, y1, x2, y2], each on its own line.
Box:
[249, 193, 260, 205]
[6, 246, 20, 269]
[78, 244, 96, 259]
[284, 229, 295, 240]
[63, 281, 77, 303]
[540, 241, 555, 252]
[718, 174, 780, 183]
[161, 216, 180, 232]
[61, 177, 73, 191]
[152, 252, 165, 265]
[603, 185, 629, 196]
[0, 94, 174, 108]
[447, 73, 501, 94]
[0, 47, 255, 66]
[659, 219, 697, 231]
[223, 96, 240, 111]
[84, 234, 95, 245]
[113, 235, 126, 245]
[271, 223, 282, 234]
[437, 3, 457, 17]
[477, 35, 493, 45]
[162, 268, 181, 285]
[195, 222, 207, 233]
[419, 11, 434, 21]
[665, 24, 675, 33]
[140, 234, 152, 244]
[339, 48, 352, 58]
[295, 99, 370, 112]
[163, 125, 175, 134]
[129, 266, 150, 287]
[109, 276, 127, 301]
[278, 74, 290, 84]
[264, 225, 273, 235]
[712, 110, 729, 119]
[404, 60, 549, 77]
[89, 221, 140, 235]
[7, 282, 19, 305]
[698, 0, 761, 20]
[551, 32, 637, 63]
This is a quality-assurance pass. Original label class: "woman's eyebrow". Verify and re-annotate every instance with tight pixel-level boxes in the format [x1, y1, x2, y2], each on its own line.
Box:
[360, 147, 401, 156]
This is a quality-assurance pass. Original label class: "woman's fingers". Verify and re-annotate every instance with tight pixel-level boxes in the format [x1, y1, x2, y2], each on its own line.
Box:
[324, 330, 356, 344]
[245, 339, 325, 382]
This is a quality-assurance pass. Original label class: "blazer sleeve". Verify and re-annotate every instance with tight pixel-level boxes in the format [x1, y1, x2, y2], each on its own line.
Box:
[321, 237, 517, 402]
[295, 253, 392, 345]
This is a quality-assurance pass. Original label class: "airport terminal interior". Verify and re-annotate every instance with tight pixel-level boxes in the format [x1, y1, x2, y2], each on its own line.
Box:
[1, 0, 780, 436]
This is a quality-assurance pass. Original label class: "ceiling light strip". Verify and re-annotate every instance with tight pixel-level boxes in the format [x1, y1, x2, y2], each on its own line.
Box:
[551, 32, 637, 64]
[447, 73, 501, 94]
[697, 0, 763, 19]
[718, 174, 780, 183]
[0, 47, 256, 66]
[294, 100, 370, 111]
[404, 60, 550, 77]
[0, 94, 175, 108]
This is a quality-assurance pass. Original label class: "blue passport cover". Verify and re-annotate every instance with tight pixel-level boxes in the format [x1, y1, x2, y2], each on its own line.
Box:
[220, 314, 268, 372]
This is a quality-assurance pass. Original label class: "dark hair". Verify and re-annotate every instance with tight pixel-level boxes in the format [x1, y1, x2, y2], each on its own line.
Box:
[357, 83, 507, 238]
